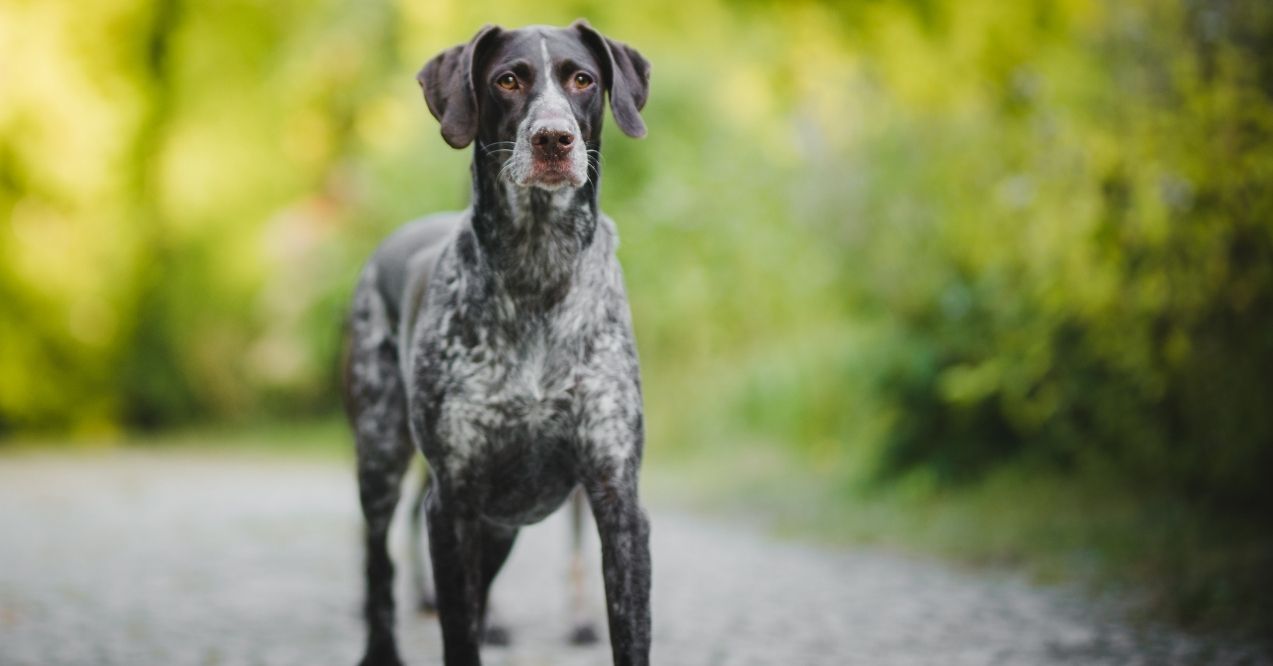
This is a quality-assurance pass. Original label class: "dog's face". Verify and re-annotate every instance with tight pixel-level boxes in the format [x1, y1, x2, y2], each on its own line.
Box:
[477, 28, 605, 190]
[418, 21, 650, 191]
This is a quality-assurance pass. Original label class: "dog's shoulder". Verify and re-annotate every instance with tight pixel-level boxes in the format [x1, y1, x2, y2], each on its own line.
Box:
[580, 212, 630, 294]
[595, 212, 620, 250]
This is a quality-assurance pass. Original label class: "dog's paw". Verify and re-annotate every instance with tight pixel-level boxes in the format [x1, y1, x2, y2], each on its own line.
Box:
[568, 622, 600, 646]
[482, 623, 512, 646]
[357, 643, 404, 666]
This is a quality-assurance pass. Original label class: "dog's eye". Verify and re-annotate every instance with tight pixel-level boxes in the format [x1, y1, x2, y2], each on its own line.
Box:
[572, 72, 594, 90]
[496, 73, 519, 91]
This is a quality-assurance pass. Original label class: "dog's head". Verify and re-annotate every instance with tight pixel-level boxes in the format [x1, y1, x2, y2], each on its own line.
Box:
[417, 21, 650, 191]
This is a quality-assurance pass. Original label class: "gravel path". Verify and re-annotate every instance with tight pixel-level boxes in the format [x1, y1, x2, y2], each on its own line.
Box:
[0, 451, 1265, 666]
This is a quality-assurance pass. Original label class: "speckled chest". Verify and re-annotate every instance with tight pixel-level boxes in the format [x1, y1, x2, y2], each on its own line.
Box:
[406, 218, 641, 524]
[428, 314, 592, 523]
[438, 315, 583, 450]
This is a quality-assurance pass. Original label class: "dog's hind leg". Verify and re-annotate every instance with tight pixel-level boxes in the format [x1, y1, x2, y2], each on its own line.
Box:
[408, 462, 437, 613]
[345, 270, 414, 666]
[356, 426, 412, 666]
[566, 487, 600, 645]
[477, 524, 518, 646]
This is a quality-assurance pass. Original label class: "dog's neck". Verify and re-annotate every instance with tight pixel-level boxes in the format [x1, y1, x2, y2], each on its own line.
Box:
[467, 140, 601, 306]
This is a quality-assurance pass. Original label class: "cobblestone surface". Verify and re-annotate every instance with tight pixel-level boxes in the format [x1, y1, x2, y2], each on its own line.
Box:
[0, 451, 1266, 666]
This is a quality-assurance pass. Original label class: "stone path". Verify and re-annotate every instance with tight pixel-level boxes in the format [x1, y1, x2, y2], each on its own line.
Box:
[0, 451, 1265, 665]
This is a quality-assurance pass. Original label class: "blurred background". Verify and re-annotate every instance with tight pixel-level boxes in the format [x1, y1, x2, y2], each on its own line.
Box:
[2, 0, 1271, 646]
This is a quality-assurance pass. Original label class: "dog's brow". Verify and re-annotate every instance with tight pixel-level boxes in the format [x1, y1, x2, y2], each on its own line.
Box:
[558, 59, 589, 73]
[490, 59, 533, 79]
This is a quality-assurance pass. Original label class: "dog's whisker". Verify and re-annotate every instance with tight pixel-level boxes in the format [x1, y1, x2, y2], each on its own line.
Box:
[480, 141, 519, 158]
[586, 154, 602, 185]
[585, 160, 600, 187]
[497, 158, 519, 184]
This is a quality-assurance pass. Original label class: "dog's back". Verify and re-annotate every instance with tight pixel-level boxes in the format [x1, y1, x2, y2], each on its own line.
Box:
[370, 213, 461, 350]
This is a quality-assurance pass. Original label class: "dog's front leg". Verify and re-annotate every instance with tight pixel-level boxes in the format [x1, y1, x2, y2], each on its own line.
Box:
[584, 463, 652, 666]
[425, 490, 486, 666]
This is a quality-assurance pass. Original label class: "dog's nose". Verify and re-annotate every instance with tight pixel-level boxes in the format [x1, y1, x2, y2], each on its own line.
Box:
[531, 128, 575, 160]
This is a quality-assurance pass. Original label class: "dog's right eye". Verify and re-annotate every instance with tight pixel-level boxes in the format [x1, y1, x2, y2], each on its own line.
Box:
[496, 74, 519, 91]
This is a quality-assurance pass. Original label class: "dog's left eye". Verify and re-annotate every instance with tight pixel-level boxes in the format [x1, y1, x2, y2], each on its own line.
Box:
[572, 72, 594, 90]
[496, 73, 519, 91]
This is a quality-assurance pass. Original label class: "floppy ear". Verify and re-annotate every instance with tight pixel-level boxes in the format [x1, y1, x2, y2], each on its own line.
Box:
[417, 24, 502, 149]
[573, 19, 651, 138]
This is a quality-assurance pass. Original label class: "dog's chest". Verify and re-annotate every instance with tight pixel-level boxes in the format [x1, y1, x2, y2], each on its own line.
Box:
[471, 330, 569, 411]
[435, 321, 582, 457]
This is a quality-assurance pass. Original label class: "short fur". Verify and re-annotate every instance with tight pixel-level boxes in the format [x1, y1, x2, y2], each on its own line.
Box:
[341, 20, 652, 666]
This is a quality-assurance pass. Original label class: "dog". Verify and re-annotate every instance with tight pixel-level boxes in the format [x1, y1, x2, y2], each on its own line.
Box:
[341, 20, 652, 666]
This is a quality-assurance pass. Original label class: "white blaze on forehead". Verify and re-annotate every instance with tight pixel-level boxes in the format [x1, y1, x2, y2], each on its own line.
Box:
[540, 38, 553, 85]
[537, 36, 571, 115]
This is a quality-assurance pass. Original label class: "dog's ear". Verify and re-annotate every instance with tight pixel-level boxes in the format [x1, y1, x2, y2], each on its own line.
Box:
[573, 19, 651, 139]
[417, 24, 503, 149]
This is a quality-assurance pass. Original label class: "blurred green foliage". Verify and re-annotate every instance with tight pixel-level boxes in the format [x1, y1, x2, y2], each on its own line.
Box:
[2, 0, 1272, 514]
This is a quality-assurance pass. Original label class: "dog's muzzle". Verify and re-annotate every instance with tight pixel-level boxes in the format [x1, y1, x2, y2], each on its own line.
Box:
[508, 110, 588, 190]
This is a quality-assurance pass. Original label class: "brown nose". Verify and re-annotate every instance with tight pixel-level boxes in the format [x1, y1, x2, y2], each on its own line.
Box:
[531, 128, 575, 160]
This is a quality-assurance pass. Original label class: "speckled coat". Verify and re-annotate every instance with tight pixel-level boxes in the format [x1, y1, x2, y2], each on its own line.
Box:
[342, 20, 652, 666]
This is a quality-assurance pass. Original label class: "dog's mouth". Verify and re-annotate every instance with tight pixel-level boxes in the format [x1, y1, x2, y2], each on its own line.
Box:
[504, 151, 586, 190]
[527, 157, 585, 188]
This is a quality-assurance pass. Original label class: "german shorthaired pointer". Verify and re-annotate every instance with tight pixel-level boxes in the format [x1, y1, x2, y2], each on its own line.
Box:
[341, 20, 652, 666]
